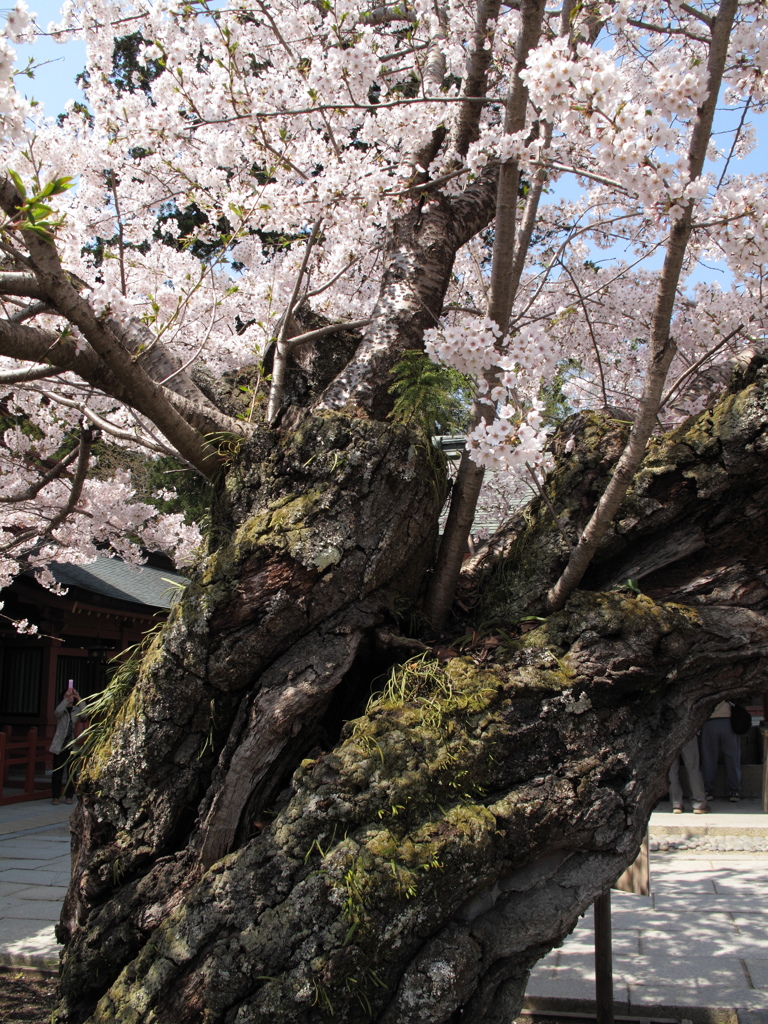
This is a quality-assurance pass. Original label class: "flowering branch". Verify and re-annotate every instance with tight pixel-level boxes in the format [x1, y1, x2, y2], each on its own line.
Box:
[546, 0, 740, 612]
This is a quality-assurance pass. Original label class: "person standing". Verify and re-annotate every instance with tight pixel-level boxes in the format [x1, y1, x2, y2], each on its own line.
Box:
[700, 701, 742, 802]
[50, 683, 84, 804]
[669, 735, 710, 813]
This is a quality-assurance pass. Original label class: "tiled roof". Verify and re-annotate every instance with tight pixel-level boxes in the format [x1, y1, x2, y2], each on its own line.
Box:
[47, 558, 189, 610]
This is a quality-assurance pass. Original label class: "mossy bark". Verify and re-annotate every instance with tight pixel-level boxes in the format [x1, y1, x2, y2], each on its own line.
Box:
[57, 413, 445, 1023]
[56, 373, 768, 1024]
[479, 364, 768, 624]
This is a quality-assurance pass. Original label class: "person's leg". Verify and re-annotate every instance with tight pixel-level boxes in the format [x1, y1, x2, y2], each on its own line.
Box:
[63, 753, 76, 802]
[719, 719, 742, 798]
[700, 721, 719, 797]
[51, 751, 66, 803]
[681, 736, 708, 809]
[669, 756, 684, 810]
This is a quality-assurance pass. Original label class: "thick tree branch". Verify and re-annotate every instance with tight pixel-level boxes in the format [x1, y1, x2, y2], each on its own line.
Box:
[0, 270, 46, 298]
[451, 0, 504, 158]
[267, 218, 323, 425]
[424, 0, 548, 629]
[0, 317, 107, 381]
[0, 177, 223, 477]
[0, 317, 237, 449]
[0, 361, 61, 384]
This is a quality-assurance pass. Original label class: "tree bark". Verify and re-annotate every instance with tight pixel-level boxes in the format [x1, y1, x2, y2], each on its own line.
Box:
[57, 412, 446, 1022]
[56, 363, 768, 1024]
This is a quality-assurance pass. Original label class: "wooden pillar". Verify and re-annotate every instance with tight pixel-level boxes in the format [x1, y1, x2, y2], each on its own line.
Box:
[594, 891, 614, 1024]
[41, 639, 60, 734]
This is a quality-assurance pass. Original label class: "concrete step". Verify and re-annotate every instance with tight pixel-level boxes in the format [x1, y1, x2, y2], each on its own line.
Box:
[650, 798, 768, 838]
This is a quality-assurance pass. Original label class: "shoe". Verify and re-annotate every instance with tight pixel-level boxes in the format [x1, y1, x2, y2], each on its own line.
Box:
[51, 798, 60, 805]
[672, 806, 684, 813]
[729, 791, 740, 802]
[64, 797, 73, 804]
[705, 793, 714, 802]
[693, 804, 711, 814]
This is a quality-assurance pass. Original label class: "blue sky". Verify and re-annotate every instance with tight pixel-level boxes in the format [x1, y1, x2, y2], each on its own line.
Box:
[12, 0, 86, 116]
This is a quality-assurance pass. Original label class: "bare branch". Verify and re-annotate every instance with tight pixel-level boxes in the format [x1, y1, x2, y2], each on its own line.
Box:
[1, 422, 98, 558]
[303, 256, 362, 299]
[378, 42, 431, 62]
[679, 2, 714, 28]
[108, 171, 128, 297]
[267, 218, 323, 425]
[660, 323, 746, 411]
[283, 317, 374, 349]
[190, 94, 492, 129]
[39, 389, 177, 457]
[40, 421, 94, 536]
[0, 361, 60, 384]
[525, 461, 574, 552]
[536, 159, 630, 193]
[546, 0, 739, 612]
[0, 443, 81, 503]
[717, 94, 752, 188]
[560, 260, 609, 406]
[625, 17, 708, 41]
[9, 300, 56, 323]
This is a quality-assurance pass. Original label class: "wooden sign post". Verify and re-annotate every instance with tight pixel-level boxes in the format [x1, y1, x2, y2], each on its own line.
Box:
[594, 835, 650, 1024]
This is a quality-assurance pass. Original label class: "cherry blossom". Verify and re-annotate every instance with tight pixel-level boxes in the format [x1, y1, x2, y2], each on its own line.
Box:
[0, 0, 764, 612]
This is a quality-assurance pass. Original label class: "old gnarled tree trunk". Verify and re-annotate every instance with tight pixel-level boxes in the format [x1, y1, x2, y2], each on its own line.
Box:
[57, 363, 768, 1024]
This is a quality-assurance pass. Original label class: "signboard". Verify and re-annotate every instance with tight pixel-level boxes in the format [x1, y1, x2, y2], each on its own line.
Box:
[613, 833, 650, 896]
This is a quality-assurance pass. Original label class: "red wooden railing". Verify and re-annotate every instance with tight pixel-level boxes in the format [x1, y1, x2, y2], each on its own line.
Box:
[0, 727, 52, 804]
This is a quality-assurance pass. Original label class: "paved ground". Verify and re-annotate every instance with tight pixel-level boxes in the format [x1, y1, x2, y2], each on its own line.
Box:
[2, 798, 768, 1022]
[0, 799, 72, 972]
[527, 800, 768, 1023]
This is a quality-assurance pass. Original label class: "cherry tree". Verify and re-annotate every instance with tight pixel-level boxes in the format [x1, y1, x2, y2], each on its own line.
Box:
[0, 0, 767, 1021]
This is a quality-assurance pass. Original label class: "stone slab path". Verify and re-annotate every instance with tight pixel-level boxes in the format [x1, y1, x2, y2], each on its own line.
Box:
[2, 797, 768, 1024]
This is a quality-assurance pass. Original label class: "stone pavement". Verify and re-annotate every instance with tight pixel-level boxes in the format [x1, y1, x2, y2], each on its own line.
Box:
[0, 798, 72, 972]
[527, 799, 768, 1023]
[2, 798, 768, 1023]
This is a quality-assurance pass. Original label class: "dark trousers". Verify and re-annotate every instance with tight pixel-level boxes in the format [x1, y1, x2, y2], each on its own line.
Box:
[700, 717, 741, 795]
[51, 750, 70, 800]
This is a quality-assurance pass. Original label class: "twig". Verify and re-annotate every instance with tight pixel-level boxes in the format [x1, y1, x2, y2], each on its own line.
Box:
[660, 323, 745, 410]
[190, 94, 492, 129]
[525, 461, 574, 552]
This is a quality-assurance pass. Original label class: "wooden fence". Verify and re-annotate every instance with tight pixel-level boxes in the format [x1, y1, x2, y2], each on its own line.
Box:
[0, 727, 51, 804]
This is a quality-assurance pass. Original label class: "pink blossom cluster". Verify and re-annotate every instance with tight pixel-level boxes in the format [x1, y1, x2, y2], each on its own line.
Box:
[0, 0, 764, 593]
